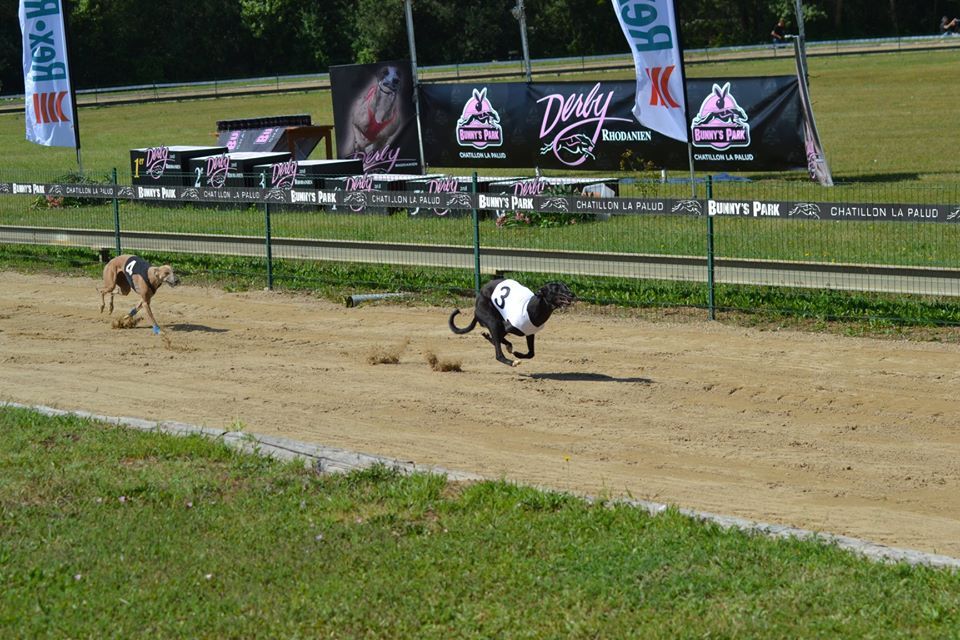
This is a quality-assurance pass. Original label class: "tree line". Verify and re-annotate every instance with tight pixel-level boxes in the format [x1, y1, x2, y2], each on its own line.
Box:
[1, 0, 955, 94]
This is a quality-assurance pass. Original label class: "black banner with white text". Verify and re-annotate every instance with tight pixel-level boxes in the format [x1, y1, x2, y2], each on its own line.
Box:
[419, 77, 807, 172]
[2, 181, 958, 224]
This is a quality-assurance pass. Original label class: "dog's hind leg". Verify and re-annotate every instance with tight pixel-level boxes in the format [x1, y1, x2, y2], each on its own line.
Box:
[480, 331, 513, 355]
[480, 331, 514, 354]
[485, 328, 517, 367]
[97, 287, 117, 314]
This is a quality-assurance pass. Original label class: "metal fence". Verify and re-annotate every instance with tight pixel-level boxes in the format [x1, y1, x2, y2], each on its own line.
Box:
[2, 169, 959, 325]
[3, 35, 958, 114]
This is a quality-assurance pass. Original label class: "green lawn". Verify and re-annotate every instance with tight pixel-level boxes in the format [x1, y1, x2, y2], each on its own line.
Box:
[2, 406, 958, 638]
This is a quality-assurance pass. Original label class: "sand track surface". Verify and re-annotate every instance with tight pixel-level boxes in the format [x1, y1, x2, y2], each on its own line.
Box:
[2, 271, 959, 557]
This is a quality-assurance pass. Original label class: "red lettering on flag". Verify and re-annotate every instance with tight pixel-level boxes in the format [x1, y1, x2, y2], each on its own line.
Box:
[32, 91, 69, 124]
[645, 66, 680, 109]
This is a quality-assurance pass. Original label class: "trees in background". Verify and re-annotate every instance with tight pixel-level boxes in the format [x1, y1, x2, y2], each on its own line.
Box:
[0, 0, 953, 93]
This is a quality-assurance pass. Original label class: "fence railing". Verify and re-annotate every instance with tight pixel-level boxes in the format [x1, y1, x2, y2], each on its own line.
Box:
[2, 171, 959, 324]
[3, 35, 958, 114]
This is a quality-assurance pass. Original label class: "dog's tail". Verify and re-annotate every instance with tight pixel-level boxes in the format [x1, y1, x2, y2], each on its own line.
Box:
[448, 309, 477, 334]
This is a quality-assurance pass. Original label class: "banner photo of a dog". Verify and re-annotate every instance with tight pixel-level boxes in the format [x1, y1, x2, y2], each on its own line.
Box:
[330, 60, 423, 175]
[419, 77, 807, 172]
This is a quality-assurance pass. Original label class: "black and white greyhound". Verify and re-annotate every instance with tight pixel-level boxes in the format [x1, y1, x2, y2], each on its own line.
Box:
[449, 278, 576, 367]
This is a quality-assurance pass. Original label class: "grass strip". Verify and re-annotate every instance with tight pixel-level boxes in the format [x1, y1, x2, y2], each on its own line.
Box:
[2, 406, 959, 638]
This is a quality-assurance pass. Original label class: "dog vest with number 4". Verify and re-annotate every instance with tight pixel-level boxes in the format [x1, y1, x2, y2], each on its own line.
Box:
[491, 279, 543, 336]
[123, 256, 154, 294]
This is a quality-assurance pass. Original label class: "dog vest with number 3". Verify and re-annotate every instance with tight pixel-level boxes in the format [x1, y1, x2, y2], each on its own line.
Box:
[491, 279, 543, 336]
[123, 256, 154, 294]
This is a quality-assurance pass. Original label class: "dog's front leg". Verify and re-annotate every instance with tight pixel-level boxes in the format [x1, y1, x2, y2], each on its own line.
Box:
[140, 301, 162, 335]
[513, 335, 536, 360]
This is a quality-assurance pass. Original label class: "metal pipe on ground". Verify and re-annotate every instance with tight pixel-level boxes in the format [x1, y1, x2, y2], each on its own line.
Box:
[344, 292, 410, 308]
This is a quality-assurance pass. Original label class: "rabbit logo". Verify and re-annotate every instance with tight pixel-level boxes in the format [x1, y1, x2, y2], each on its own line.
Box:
[690, 82, 751, 151]
[456, 87, 503, 150]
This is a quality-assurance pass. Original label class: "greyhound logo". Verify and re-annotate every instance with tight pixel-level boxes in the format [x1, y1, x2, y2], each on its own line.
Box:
[343, 191, 368, 212]
[448, 193, 473, 208]
[541, 197, 569, 211]
[0, 184, 9, 194]
[539, 134, 596, 164]
[145, 146, 170, 180]
[788, 203, 821, 219]
[691, 83, 751, 151]
[672, 200, 703, 216]
[456, 88, 503, 149]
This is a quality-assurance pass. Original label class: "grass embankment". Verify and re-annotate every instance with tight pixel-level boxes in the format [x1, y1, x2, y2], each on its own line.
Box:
[2, 406, 959, 638]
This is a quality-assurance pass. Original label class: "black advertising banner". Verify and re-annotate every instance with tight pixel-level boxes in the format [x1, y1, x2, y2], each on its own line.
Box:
[4, 180, 960, 225]
[419, 77, 806, 172]
[330, 60, 422, 174]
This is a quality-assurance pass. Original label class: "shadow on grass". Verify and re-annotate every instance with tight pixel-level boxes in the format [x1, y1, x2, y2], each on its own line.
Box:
[521, 372, 652, 384]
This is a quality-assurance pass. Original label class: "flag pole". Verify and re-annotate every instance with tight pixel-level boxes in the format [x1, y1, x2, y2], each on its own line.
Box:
[403, 0, 426, 173]
[671, 0, 696, 197]
[62, 0, 82, 173]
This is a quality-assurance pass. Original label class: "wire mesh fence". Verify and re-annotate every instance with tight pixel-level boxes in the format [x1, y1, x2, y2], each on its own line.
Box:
[2, 169, 959, 325]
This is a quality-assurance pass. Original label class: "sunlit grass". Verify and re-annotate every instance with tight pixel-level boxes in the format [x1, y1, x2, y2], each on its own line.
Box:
[3, 406, 960, 638]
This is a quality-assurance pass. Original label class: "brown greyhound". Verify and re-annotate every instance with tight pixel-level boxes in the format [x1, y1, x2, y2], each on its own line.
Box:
[98, 254, 179, 335]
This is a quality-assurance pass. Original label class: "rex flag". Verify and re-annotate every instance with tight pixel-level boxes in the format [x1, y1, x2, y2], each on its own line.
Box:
[19, 0, 78, 148]
[611, 0, 688, 142]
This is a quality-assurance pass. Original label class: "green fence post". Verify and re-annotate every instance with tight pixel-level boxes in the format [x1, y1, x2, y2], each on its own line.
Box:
[265, 203, 273, 290]
[706, 175, 715, 320]
[472, 171, 481, 294]
[112, 168, 121, 256]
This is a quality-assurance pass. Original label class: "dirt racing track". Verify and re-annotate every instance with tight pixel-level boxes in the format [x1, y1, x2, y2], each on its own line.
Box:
[2, 271, 960, 560]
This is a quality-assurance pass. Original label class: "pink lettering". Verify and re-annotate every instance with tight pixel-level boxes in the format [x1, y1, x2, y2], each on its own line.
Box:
[271, 160, 298, 187]
[513, 179, 547, 197]
[356, 145, 401, 174]
[428, 178, 459, 194]
[346, 176, 374, 191]
[536, 83, 631, 167]
[255, 128, 274, 144]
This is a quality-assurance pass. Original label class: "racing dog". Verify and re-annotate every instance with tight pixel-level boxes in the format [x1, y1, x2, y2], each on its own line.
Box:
[346, 64, 403, 155]
[449, 278, 576, 367]
[98, 254, 179, 335]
